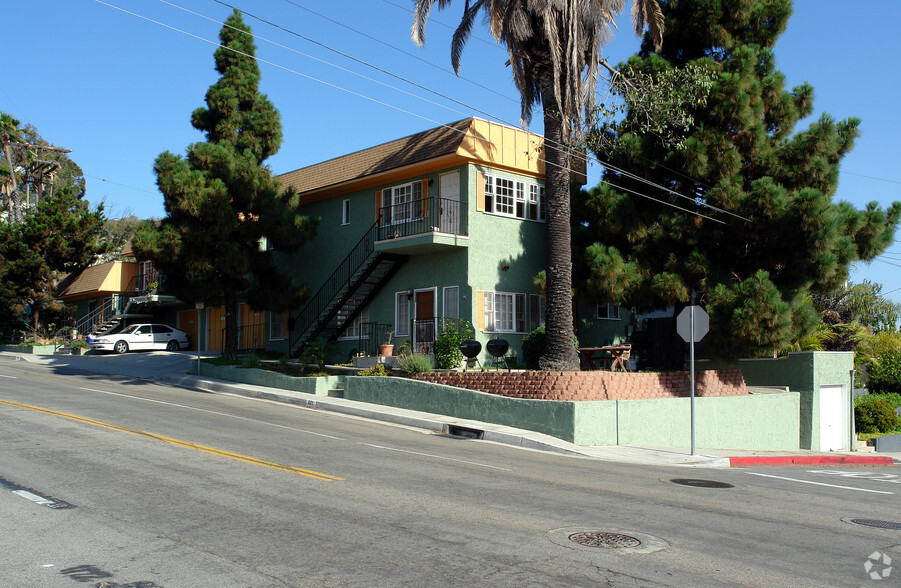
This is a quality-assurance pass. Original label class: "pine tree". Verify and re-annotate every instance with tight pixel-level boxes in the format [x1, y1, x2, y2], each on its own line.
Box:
[576, 0, 900, 358]
[133, 10, 317, 360]
[0, 186, 109, 338]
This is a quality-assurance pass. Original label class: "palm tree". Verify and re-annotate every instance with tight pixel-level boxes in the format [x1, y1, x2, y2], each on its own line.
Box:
[1, 111, 23, 223]
[413, 0, 663, 370]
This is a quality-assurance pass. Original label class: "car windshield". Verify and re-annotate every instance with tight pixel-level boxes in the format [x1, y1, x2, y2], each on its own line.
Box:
[122, 325, 142, 334]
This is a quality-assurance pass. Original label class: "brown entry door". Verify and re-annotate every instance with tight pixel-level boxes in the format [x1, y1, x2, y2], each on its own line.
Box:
[414, 290, 435, 353]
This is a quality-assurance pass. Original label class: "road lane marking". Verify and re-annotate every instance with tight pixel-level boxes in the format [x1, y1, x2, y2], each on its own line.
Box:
[74, 386, 514, 472]
[0, 374, 17, 378]
[0, 398, 343, 482]
[78, 387, 346, 440]
[746, 472, 893, 494]
[362, 443, 512, 471]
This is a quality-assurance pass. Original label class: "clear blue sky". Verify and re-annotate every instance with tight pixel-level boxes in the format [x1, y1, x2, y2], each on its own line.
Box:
[4, 1, 900, 301]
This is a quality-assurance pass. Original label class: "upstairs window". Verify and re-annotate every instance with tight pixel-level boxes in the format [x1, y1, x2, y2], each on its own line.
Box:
[383, 181, 422, 224]
[484, 173, 544, 222]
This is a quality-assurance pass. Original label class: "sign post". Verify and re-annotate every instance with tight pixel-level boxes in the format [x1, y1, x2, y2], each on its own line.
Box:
[676, 305, 709, 455]
[195, 301, 204, 375]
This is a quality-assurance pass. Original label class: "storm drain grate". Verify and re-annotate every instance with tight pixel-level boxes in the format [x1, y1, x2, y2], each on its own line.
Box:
[569, 531, 641, 549]
[850, 519, 901, 530]
[671, 478, 734, 489]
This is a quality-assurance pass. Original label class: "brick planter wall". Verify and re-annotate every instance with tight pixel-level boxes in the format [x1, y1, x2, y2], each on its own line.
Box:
[410, 369, 747, 401]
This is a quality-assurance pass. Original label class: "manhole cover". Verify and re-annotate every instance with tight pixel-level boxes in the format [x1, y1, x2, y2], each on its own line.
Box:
[569, 531, 641, 549]
[671, 478, 734, 489]
[850, 519, 901, 530]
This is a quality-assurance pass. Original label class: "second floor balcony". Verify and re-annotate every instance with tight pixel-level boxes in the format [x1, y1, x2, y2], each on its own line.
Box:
[375, 197, 469, 254]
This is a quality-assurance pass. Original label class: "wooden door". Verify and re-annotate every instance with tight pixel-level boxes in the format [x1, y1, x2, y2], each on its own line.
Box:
[178, 309, 199, 351]
[414, 290, 436, 352]
[208, 306, 226, 352]
[241, 304, 265, 350]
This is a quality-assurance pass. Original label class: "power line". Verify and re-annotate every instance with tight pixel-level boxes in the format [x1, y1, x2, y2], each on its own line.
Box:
[95, 0, 732, 225]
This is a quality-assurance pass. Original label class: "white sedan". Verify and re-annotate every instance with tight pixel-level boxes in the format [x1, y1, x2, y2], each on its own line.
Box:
[90, 323, 190, 354]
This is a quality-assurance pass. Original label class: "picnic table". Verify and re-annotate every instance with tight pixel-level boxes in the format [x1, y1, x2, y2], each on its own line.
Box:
[578, 345, 632, 371]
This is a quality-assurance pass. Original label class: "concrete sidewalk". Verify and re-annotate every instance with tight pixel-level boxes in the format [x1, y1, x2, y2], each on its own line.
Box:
[3, 350, 898, 468]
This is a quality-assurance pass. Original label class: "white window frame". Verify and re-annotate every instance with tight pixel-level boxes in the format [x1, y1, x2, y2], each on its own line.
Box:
[341, 199, 350, 225]
[484, 291, 527, 333]
[383, 181, 422, 225]
[338, 306, 370, 340]
[395, 291, 410, 336]
[529, 294, 546, 331]
[269, 311, 285, 341]
[596, 302, 620, 320]
[443, 286, 459, 320]
[484, 173, 545, 222]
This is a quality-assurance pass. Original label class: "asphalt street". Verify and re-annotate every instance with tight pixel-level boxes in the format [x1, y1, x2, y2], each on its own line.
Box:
[1, 355, 900, 586]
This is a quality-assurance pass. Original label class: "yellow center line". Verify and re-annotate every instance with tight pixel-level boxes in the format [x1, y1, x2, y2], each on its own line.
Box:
[0, 398, 343, 482]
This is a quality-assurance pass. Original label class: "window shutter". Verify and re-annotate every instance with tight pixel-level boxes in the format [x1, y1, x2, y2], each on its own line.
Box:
[476, 290, 484, 331]
[374, 189, 382, 222]
[476, 172, 485, 212]
[421, 179, 429, 219]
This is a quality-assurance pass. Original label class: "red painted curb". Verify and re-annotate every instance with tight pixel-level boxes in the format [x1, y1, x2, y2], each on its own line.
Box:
[729, 455, 896, 467]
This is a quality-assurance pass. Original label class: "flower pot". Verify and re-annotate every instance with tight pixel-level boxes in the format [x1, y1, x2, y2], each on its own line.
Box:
[379, 344, 394, 356]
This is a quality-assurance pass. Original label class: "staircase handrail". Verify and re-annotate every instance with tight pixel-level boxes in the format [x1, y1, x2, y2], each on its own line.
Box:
[288, 216, 381, 356]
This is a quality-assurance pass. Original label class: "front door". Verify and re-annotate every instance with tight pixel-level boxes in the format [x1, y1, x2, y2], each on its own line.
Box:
[178, 309, 199, 351]
[208, 306, 226, 352]
[414, 289, 436, 353]
[819, 385, 847, 451]
[439, 171, 460, 233]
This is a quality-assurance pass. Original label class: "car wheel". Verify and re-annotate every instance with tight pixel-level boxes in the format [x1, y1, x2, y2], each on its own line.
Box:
[114, 340, 129, 354]
[166, 340, 179, 351]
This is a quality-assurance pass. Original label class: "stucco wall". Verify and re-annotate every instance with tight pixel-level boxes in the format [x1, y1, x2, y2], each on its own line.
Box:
[344, 375, 798, 449]
[706, 351, 854, 450]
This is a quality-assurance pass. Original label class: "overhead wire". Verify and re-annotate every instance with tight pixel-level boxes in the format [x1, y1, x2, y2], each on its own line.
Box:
[97, 0, 731, 224]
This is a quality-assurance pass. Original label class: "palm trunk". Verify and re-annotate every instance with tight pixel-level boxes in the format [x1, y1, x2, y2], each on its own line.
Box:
[223, 288, 239, 361]
[538, 103, 580, 371]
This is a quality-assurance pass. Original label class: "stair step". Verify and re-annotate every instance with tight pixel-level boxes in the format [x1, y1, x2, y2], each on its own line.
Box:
[327, 388, 344, 398]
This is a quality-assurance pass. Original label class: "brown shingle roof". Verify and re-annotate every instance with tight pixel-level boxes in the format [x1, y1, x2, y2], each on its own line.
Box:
[279, 118, 474, 195]
[56, 263, 118, 299]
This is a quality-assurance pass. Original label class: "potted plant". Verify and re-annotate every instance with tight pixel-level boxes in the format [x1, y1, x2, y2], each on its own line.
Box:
[379, 331, 394, 357]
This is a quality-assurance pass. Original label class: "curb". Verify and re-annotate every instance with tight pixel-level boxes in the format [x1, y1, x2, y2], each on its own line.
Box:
[729, 455, 897, 467]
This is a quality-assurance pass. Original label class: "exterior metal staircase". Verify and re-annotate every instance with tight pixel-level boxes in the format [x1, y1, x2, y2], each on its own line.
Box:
[289, 218, 406, 358]
[73, 271, 163, 338]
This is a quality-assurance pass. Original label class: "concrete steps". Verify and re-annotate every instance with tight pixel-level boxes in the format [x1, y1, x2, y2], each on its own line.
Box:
[855, 438, 876, 453]
[327, 382, 345, 398]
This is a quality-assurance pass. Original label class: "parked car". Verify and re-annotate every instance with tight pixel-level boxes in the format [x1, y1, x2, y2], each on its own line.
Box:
[90, 323, 190, 354]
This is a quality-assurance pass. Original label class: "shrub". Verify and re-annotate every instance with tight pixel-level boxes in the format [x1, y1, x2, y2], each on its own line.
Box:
[302, 337, 333, 370]
[240, 353, 261, 369]
[865, 350, 901, 395]
[854, 395, 900, 435]
[70, 339, 90, 350]
[357, 363, 390, 376]
[397, 353, 434, 374]
[433, 319, 474, 369]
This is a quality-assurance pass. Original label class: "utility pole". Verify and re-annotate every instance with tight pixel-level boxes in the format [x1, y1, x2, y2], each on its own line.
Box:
[1, 138, 71, 222]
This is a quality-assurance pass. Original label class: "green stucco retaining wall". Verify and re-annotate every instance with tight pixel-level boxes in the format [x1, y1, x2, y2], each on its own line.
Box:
[345, 376, 581, 442]
[0, 344, 56, 355]
[198, 363, 342, 395]
[615, 393, 800, 450]
[705, 351, 853, 450]
[343, 376, 798, 449]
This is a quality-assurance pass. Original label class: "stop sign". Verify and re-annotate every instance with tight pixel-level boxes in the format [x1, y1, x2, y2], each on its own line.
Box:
[676, 306, 709, 342]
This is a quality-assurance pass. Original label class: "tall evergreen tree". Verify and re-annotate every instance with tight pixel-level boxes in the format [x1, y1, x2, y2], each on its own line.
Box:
[134, 10, 317, 360]
[413, 0, 664, 370]
[0, 186, 109, 337]
[577, 0, 900, 358]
